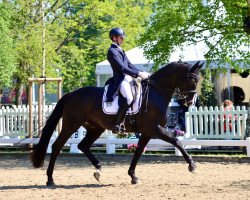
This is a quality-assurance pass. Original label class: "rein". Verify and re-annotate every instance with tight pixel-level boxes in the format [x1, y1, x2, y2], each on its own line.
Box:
[141, 70, 199, 111]
[141, 78, 174, 113]
[146, 79, 175, 96]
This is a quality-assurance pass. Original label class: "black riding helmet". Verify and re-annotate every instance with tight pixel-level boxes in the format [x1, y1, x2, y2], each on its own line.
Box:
[109, 28, 125, 40]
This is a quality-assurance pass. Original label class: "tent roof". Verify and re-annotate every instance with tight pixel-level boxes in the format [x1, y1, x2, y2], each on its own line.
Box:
[96, 43, 207, 74]
[96, 47, 154, 74]
[96, 41, 248, 74]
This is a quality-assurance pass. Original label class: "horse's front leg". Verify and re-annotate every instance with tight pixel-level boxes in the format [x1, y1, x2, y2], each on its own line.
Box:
[128, 135, 150, 184]
[156, 125, 196, 172]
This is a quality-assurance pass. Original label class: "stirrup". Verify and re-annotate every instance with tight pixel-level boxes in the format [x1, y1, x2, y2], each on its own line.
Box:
[112, 125, 120, 134]
[112, 123, 126, 134]
[120, 123, 126, 133]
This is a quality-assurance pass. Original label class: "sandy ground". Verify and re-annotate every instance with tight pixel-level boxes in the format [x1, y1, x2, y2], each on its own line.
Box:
[0, 154, 249, 200]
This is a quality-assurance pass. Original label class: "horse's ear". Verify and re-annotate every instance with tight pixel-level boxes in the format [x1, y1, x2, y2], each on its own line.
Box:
[190, 61, 200, 73]
[198, 62, 205, 69]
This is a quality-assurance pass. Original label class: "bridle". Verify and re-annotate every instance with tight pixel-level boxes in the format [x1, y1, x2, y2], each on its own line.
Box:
[183, 72, 200, 94]
[143, 71, 200, 99]
[139, 70, 200, 118]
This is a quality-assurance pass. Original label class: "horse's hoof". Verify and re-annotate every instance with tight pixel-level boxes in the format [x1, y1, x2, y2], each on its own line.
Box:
[131, 178, 140, 184]
[46, 180, 56, 187]
[94, 171, 101, 182]
[188, 162, 197, 173]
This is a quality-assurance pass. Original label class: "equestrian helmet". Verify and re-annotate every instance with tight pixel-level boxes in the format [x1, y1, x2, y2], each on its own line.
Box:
[109, 28, 125, 40]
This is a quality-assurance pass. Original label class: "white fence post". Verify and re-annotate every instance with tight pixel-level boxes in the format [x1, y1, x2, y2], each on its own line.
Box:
[70, 126, 85, 154]
[47, 132, 59, 153]
[175, 147, 182, 156]
[106, 135, 116, 154]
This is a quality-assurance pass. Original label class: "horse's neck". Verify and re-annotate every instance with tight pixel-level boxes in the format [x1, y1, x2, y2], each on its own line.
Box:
[145, 78, 175, 112]
[149, 75, 175, 102]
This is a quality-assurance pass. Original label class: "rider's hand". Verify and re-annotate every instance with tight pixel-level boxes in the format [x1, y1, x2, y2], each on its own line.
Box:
[138, 71, 150, 79]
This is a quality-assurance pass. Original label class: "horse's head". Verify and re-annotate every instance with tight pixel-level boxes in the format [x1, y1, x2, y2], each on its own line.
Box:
[175, 61, 203, 106]
[148, 61, 203, 107]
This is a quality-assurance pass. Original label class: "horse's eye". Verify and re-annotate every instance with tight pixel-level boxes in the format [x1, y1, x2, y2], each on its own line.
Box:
[192, 78, 197, 84]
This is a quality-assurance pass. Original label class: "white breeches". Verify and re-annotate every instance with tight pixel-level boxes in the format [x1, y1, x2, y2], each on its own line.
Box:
[120, 75, 133, 105]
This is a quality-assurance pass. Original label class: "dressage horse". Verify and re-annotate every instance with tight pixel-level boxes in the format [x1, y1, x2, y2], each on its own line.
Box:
[30, 61, 202, 186]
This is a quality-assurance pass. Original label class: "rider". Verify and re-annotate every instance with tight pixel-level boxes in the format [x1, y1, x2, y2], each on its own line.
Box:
[105, 27, 150, 133]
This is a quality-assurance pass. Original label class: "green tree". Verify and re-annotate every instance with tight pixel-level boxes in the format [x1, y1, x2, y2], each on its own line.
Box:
[140, 0, 250, 70]
[0, 3, 16, 89]
[199, 69, 217, 107]
[4, 0, 154, 102]
[58, 0, 155, 92]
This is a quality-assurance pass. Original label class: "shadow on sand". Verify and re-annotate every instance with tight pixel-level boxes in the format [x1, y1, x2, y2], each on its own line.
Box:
[0, 183, 113, 190]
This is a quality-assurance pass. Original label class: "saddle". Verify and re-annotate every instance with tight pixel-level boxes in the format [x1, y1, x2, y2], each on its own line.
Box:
[102, 79, 142, 115]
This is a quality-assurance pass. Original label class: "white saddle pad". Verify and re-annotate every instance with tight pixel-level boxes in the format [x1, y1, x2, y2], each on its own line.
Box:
[102, 85, 142, 115]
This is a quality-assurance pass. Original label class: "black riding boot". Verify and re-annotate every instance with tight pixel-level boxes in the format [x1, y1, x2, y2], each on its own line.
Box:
[112, 102, 130, 134]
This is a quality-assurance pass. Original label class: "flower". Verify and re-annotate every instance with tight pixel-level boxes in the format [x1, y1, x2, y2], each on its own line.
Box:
[127, 144, 147, 153]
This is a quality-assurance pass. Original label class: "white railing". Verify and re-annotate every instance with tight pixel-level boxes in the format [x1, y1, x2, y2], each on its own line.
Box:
[185, 106, 248, 139]
[0, 105, 55, 138]
[0, 105, 250, 157]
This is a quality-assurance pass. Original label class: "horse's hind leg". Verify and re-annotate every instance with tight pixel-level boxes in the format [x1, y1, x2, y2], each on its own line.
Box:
[77, 125, 104, 181]
[156, 125, 196, 172]
[46, 122, 79, 186]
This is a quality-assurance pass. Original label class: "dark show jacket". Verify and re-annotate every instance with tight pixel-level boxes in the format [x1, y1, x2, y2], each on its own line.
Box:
[105, 44, 140, 102]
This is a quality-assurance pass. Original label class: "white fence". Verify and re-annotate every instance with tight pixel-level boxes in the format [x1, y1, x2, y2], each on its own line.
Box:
[0, 105, 249, 157]
[185, 106, 248, 139]
[0, 105, 56, 138]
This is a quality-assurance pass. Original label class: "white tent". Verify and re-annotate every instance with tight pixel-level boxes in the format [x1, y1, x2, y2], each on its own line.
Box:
[95, 47, 153, 86]
[95, 43, 208, 86]
[95, 43, 250, 106]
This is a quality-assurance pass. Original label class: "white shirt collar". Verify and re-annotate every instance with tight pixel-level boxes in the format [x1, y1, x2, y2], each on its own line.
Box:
[112, 42, 122, 50]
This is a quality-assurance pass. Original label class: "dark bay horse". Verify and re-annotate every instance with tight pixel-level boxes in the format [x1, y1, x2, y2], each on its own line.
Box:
[30, 61, 203, 186]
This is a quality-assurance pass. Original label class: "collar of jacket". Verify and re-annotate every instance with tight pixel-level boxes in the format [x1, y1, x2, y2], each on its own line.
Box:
[111, 44, 125, 57]
[111, 43, 123, 50]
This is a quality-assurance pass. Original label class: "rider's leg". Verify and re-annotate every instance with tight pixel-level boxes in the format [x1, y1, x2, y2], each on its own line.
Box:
[112, 79, 133, 133]
[120, 79, 133, 105]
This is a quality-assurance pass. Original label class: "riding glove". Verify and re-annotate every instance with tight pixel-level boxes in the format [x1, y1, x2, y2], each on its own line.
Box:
[138, 71, 150, 79]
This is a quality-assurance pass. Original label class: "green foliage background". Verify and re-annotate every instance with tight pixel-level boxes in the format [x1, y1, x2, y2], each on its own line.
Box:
[0, 3, 16, 89]
[0, 0, 154, 104]
[1, 0, 250, 106]
[199, 69, 218, 107]
[140, 0, 250, 70]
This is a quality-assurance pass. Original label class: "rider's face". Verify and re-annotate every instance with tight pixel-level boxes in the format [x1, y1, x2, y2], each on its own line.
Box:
[114, 36, 124, 46]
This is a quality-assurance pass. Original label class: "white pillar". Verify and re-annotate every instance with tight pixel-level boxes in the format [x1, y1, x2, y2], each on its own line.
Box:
[175, 147, 182, 156]
[70, 127, 85, 154]
[47, 131, 58, 153]
[106, 135, 116, 154]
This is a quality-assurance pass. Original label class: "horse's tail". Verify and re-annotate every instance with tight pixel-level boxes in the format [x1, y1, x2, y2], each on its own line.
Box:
[30, 95, 66, 168]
